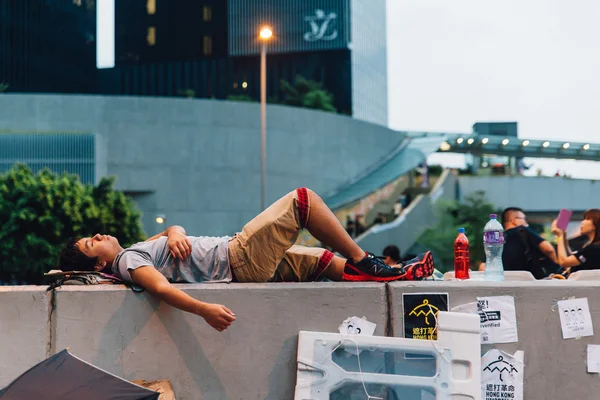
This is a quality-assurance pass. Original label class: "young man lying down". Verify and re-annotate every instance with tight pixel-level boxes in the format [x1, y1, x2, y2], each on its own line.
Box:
[59, 188, 434, 332]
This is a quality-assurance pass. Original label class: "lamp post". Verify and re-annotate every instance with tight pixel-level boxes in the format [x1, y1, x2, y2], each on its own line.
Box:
[259, 26, 272, 211]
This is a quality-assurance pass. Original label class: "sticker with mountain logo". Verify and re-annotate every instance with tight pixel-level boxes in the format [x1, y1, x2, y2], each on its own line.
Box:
[482, 349, 524, 400]
[403, 293, 449, 340]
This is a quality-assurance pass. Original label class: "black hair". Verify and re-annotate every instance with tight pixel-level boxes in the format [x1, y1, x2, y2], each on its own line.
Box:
[382, 245, 401, 263]
[501, 207, 524, 226]
[57, 237, 99, 272]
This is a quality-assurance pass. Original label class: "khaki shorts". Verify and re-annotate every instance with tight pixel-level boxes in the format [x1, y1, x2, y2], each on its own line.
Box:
[228, 188, 334, 282]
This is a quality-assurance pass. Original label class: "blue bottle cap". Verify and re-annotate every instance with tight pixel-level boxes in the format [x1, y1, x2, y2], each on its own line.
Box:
[458, 228, 465, 233]
[490, 214, 497, 219]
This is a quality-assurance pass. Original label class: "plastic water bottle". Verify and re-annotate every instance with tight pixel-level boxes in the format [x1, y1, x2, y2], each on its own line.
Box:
[454, 228, 470, 280]
[483, 214, 505, 281]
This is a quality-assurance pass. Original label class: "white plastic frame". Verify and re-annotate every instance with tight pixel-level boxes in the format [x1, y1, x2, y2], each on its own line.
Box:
[295, 311, 481, 400]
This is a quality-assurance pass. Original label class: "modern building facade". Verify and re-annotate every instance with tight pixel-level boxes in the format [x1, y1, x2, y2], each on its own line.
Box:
[0, 0, 97, 94]
[0, 94, 402, 236]
[100, 0, 388, 126]
[0, 133, 99, 185]
[113, 0, 228, 65]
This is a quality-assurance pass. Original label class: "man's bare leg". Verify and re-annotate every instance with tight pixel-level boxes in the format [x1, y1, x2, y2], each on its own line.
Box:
[305, 189, 366, 262]
[323, 256, 346, 281]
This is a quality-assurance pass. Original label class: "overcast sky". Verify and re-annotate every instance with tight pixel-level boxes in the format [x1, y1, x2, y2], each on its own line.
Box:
[387, 0, 600, 178]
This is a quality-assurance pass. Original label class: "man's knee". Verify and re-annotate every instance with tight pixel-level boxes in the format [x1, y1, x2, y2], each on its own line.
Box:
[296, 187, 320, 202]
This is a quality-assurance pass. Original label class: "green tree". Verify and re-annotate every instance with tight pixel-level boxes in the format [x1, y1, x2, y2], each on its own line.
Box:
[226, 94, 255, 102]
[0, 83, 8, 92]
[177, 88, 196, 98]
[418, 191, 498, 272]
[280, 75, 337, 113]
[0, 164, 145, 284]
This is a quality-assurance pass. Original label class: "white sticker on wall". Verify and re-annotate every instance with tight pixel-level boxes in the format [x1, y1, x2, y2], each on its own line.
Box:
[587, 345, 600, 373]
[452, 296, 518, 344]
[338, 316, 376, 355]
[481, 349, 524, 400]
[557, 298, 594, 339]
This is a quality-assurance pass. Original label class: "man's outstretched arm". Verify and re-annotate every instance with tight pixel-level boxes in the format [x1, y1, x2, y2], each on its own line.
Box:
[130, 265, 236, 332]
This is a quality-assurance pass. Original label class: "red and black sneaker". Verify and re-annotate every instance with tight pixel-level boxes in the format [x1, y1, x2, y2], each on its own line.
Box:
[399, 251, 435, 281]
[343, 252, 406, 282]
[342, 251, 435, 282]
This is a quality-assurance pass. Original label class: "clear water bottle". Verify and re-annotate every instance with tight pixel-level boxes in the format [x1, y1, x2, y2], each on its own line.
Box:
[454, 228, 470, 280]
[483, 214, 505, 281]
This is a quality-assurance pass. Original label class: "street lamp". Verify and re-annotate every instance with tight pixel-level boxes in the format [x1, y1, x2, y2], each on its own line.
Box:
[259, 26, 273, 211]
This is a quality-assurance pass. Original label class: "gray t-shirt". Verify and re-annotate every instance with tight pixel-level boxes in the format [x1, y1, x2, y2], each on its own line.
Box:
[112, 236, 232, 284]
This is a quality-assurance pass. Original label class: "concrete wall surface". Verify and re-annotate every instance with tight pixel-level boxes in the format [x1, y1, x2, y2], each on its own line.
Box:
[53, 283, 387, 400]
[4, 281, 600, 399]
[458, 175, 600, 212]
[0, 287, 51, 387]
[389, 281, 600, 400]
[0, 94, 405, 237]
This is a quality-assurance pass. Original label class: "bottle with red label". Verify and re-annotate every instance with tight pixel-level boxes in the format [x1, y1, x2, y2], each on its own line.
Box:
[454, 227, 470, 280]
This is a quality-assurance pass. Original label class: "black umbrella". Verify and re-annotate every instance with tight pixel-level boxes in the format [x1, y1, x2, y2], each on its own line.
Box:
[0, 349, 159, 400]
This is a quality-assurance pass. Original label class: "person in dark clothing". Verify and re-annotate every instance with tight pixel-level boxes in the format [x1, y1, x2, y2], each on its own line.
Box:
[552, 209, 600, 273]
[373, 213, 386, 225]
[500, 207, 561, 279]
[354, 215, 366, 236]
[345, 215, 355, 237]
[382, 245, 401, 266]
[568, 234, 589, 252]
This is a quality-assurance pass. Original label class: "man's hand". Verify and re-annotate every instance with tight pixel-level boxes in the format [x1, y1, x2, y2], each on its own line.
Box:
[201, 303, 236, 332]
[167, 231, 192, 260]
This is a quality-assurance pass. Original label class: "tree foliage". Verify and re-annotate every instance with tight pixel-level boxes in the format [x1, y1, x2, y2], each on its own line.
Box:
[0, 164, 145, 284]
[418, 191, 498, 272]
[0, 83, 8, 92]
[226, 94, 255, 102]
[280, 75, 337, 113]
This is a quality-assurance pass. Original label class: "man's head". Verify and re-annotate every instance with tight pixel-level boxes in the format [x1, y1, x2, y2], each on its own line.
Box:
[501, 207, 527, 229]
[58, 234, 123, 272]
[382, 245, 401, 266]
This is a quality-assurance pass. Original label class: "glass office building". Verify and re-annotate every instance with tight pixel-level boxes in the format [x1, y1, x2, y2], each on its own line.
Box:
[3, 0, 388, 126]
[100, 0, 388, 126]
[0, 0, 97, 93]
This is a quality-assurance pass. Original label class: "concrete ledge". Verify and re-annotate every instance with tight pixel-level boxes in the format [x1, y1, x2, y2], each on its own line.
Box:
[5, 281, 600, 399]
[0, 287, 52, 387]
[389, 281, 600, 399]
[53, 283, 387, 400]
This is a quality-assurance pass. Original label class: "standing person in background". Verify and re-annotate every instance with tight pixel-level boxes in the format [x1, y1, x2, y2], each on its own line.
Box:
[393, 198, 403, 218]
[552, 209, 600, 274]
[354, 215, 366, 236]
[373, 212, 386, 225]
[345, 215, 355, 238]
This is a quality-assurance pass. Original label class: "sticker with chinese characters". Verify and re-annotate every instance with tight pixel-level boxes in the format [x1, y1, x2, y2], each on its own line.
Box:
[403, 293, 449, 340]
[482, 349, 524, 400]
[452, 296, 518, 344]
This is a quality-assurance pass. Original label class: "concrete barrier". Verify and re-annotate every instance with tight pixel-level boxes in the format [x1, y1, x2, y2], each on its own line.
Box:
[53, 283, 387, 400]
[4, 281, 600, 399]
[0, 286, 51, 387]
[389, 281, 600, 400]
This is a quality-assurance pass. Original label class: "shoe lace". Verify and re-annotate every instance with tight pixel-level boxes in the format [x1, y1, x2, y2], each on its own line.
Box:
[368, 253, 390, 273]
